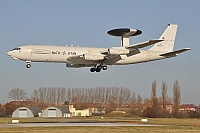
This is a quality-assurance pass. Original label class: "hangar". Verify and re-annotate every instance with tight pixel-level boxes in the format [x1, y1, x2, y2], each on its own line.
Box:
[41, 106, 71, 117]
[12, 106, 42, 118]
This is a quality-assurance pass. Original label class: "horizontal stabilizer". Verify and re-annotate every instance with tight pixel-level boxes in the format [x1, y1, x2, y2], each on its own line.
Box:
[160, 48, 191, 57]
[125, 40, 163, 49]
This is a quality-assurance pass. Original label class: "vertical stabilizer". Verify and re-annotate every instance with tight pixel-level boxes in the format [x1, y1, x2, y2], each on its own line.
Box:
[149, 24, 178, 52]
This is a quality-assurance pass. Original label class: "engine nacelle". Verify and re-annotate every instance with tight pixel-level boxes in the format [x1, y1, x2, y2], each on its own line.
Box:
[83, 54, 104, 61]
[108, 48, 129, 55]
[66, 63, 86, 68]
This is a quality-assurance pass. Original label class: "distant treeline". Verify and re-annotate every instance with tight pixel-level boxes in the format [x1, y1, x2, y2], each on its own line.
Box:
[2, 80, 199, 118]
[31, 87, 136, 106]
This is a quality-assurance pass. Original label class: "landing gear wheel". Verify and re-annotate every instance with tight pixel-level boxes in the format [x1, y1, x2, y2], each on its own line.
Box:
[90, 65, 106, 73]
[26, 64, 31, 68]
[96, 68, 101, 72]
[102, 66, 107, 70]
[97, 65, 102, 70]
[90, 67, 96, 72]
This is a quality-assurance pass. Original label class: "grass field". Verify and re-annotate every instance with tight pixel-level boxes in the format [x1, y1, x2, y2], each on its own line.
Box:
[0, 117, 199, 133]
[0, 126, 199, 133]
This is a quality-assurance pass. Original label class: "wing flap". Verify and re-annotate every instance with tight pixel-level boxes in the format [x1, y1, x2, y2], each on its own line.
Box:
[160, 48, 191, 57]
[125, 40, 163, 49]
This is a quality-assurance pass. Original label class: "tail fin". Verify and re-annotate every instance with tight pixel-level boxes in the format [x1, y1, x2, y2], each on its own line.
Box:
[149, 24, 178, 52]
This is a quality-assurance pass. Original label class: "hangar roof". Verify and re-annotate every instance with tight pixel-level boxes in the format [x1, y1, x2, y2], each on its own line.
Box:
[26, 106, 42, 116]
[56, 106, 70, 114]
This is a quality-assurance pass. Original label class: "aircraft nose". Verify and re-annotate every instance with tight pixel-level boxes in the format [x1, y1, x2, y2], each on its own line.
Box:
[7, 51, 12, 56]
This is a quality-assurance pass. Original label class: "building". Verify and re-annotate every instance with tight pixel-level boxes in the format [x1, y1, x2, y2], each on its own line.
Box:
[179, 104, 198, 112]
[6, 100, 35, 106]
[41, 106, 71, 117]
[69, 105, 90, 117]
[88, 108, 105, 116]
[158, 104, 173, 113]
[12, 106, 42, 118]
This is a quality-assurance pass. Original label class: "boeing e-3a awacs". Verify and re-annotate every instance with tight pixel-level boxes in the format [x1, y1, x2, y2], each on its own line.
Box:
[7, 24, 191, 72]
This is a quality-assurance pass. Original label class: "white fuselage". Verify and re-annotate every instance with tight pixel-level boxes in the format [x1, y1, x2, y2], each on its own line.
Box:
[7, 45, 166, 66]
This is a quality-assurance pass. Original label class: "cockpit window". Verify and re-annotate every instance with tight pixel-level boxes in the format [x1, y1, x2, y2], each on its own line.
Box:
[12, 47, 21, 50]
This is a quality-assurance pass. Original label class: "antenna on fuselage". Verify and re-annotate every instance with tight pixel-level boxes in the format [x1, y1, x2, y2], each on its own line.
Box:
[107, 28, 142, 47]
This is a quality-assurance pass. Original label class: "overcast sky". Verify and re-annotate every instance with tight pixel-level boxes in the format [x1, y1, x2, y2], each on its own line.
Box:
[0, 0, 199, 105]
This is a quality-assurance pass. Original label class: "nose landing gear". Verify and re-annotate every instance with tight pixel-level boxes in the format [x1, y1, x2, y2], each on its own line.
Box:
[26, 61, 31, 68]
[90, 65, 107, 73]
[26, 63, 31, 68]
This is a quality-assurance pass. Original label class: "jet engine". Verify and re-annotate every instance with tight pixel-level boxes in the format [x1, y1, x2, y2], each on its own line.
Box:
[108, 48, 129, 55]
[83, 54, 104, 61]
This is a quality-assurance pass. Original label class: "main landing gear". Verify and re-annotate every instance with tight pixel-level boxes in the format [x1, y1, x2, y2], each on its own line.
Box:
[90, 65, 107, 73]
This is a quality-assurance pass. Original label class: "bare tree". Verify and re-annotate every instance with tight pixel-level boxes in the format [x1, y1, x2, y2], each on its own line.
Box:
[56, 88, 62, 104]
[38, 87, 47, 103]
[76, 88, 83, 103]
[88, 88, 95, 104]
[83, 88, 88, 103]
[51, 87, 57, 104]
[143, 97, 151, 107]
[173, 80, 181, 118]
[31, 89, 39, 103]
[0, 106, 6, 117]
[118, 87, 131, 105]
[46, 88, 51, 103]
[130, 92, 136, 105]
[151, 80, 158, 117]
[66, 88, 71, 103]
[101, 87, 106, 104]
[30, 87, 49, 109]
[136, 94, 143, 116]
[60, 87, 66, 103]
[71, 88, 76, 103]
[105, 87, 111, 104]
[123, 88, 131, 104]
[8, 88, 27, 101]
[161, 82, 168, 110]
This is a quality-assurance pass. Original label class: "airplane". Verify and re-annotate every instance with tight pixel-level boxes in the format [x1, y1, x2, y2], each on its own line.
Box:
[7, 24, 191, 73]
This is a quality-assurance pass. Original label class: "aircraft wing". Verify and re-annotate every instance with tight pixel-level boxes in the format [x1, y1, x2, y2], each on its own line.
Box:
[125, 40, 163, 49]
[67, 39, 165, 63]
[101, 40, 163, 58]
[160, 48, 191, 57]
